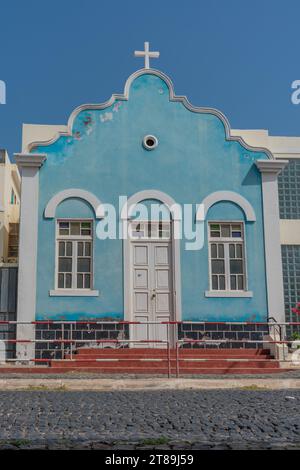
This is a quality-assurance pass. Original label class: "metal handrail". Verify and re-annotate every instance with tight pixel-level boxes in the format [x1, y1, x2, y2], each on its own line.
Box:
[0, 320, 299, 377]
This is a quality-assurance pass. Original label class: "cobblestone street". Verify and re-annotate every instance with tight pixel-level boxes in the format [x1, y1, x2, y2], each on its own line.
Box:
[0, 389, 299, 449]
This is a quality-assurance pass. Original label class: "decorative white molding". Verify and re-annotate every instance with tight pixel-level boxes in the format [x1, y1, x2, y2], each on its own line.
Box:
[205, 290, 253, 298]
[26, 69, 274, 160]
[15, 165, 42, 361]
[44, 189, 105, 219]
[14, 153, 46, 168]
[196, 191, 256, 222]
[49, 289, 99, 297]
[255, 159, 288, 175]
[121, 189, 182, 221]
[256, 160, 287, 323]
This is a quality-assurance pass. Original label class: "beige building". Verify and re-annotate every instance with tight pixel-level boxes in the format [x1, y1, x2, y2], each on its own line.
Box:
[0, 149, 20, 264]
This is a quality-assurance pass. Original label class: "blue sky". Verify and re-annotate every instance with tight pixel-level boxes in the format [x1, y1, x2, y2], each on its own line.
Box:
[1, 0, 300, 156]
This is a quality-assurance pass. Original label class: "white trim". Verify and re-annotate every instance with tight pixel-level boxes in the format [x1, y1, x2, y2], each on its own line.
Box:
[14, 153, 46, 168]
[255, 160, 288, 322]
[255, 159, 289, 174]
[55, 219, 94, 291]
[197, 191, 256, 222]
[15, 160, 45, 361]
[26, 68, 274, 160]
[49, 289, 99, 297]
[44, 189, 105, 219]
[205, 291, 253, 298]
[122, 190, 182, 326]
[207, 221, 248, 293]
[143, 135, 158, 150]
[121, 189, 182, 221]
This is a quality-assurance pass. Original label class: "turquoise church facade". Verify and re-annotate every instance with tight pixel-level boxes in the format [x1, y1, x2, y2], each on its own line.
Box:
[14, 59, 287, 358]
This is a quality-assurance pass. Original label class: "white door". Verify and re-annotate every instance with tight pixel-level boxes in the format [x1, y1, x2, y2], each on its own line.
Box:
[130, 222, 173, 347]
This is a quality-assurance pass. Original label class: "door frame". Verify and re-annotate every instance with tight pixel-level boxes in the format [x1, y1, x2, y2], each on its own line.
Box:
[122, 191, 182, 336]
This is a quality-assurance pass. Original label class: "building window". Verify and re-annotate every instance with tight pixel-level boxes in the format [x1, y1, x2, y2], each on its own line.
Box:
[10, 188, 17, 205]
[208, 222, 246, 291]
[8, 223, 19, 259]
[56, 220, 93, 290]
[130, 221, 171, 239]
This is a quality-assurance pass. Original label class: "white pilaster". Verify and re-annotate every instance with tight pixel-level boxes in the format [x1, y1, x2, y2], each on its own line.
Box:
[14, 153, 46, 361]
[256, 160, 288, 323]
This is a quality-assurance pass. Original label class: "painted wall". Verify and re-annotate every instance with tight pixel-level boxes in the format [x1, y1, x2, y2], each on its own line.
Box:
[33, 71, 269, 321]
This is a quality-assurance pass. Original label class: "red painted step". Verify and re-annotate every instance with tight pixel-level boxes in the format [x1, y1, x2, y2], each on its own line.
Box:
[0, 366, 287, 375]
[51, 357, 279, 367]
[0, 348, 286, 375]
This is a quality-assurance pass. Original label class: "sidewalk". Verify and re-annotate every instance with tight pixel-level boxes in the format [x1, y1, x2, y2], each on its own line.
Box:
[0, 377, 300, 391]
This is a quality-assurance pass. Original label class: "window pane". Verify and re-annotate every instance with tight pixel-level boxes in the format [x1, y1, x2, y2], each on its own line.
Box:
[219, 275, 225, 290]
[158, 223, 170, 239]
[77, 258, 91, 273]
[210, 224, 220, 231]
[70, 222, 80, 235]
[59, 242, 65, 256]
[211, 244, 217, 258]
[212, 275, 218, 290]
[238, 275, 244, 290]
[85, 274, 91, 288]
[211, 231, 221, 238]
[236, 244, 243, 258]
[81, 222, 91, 229]
[231, 224, 242, 238]
[65, 273, 72, 288]
[81, 222, 91, 235]
[66, 242, 72, 256]
[77, 274, 83, 289]
[230, 275, 237, 290]
[229, 244, 235, 258]
[217, 244, 224, 258]
[232, 231, 242, 238]
[59, 222, 69, 229]
[58, 273, 64, 288]
[148, 223, 157, 238]
[221, 224, 230, 237]
[59, 222, 69, 236]
[85, 242, 91, 256]
[230, 260, 243, 274]
[212, 260, 225, 274]
[132, 223, 144, 238]
[59, 258, 72, 272]
[78, 242, 84, 257]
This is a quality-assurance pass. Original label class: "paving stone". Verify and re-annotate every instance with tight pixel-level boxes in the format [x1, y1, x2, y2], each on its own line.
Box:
[0, 390, 298, 449]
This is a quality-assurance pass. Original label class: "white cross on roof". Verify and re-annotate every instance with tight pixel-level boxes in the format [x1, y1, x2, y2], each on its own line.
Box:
[134, 42, 160, 69]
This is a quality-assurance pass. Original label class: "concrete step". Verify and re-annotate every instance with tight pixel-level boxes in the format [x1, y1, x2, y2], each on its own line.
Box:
[46, 367, 286, 375]
[50, 359, 280, 369]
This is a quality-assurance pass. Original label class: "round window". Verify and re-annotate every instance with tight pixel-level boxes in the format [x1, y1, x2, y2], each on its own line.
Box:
[143, 135, 158, 150]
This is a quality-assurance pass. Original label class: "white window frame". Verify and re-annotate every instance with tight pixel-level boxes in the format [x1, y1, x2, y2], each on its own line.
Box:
[129, 220, 171, 240]
[49, 219, 99, 297]
[205, 221, 253, 298]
